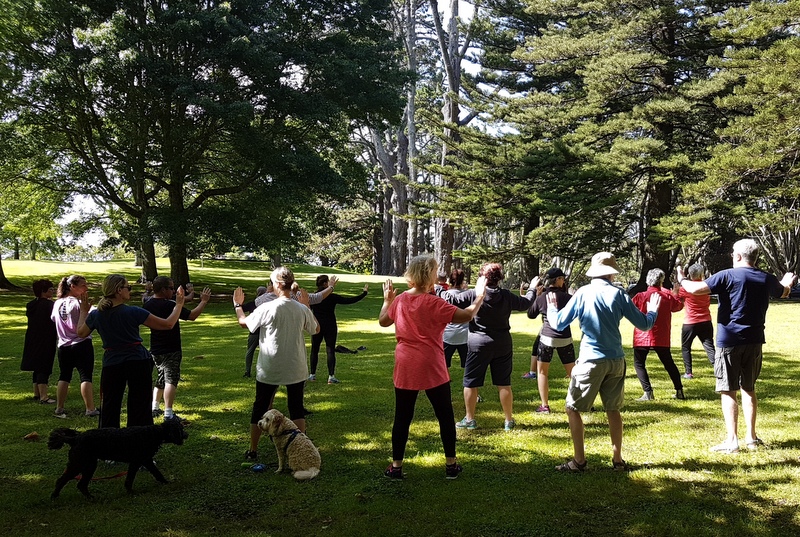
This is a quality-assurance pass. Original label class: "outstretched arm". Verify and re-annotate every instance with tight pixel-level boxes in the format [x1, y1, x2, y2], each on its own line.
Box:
[451, 276, 487, 323]
[188, 287, 212, 320]
[233, 287, 249, 328]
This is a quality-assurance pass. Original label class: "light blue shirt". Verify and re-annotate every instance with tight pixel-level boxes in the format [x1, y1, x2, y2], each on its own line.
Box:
[547, 278, 657, 362]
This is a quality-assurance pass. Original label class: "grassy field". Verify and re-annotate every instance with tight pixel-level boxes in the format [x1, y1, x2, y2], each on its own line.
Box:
[1, 258, 799, 536]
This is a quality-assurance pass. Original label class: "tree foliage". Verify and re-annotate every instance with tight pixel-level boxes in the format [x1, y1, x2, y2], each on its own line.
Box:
[0, 0, 406, 283]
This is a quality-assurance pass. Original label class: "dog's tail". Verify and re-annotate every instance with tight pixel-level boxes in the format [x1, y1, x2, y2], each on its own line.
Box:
[48, 428, 81, 450]
[292, 468, 320, 480]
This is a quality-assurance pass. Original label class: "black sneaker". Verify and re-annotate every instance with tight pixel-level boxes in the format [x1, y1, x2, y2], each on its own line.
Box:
[244, 450, 258, 461]
[384, 464, 403, 479]
[445, 462, 463, 480]
[152, 409, 163, 418]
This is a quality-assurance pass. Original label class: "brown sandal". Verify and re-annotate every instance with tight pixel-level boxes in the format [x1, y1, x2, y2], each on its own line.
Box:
[555, 458, 587, 472]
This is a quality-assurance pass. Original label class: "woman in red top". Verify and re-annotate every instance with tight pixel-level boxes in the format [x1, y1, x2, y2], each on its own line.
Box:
[632, 268, 685, 400]
[379, 255, 485, 480]
[673, 263, 715, 378]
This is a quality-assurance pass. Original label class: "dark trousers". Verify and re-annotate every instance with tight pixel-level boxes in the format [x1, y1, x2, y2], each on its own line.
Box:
[681, 321, 715, 375]
[100, 360, 154, 429]
[444, 343, 467, 368]
[392, 382, 456, 461]
[633, 347, 683, 393]
[310, 326, 338, 376]
[250, 380, 305, 423]
[244, 330, 259, 376]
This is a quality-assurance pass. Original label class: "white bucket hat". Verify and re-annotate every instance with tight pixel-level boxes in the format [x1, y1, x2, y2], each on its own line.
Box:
[585, 252, 620, 278]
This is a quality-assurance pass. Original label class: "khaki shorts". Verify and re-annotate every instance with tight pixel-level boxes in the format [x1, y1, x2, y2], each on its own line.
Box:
[715, 344, 762, 392]
[566, 358, 626, 412]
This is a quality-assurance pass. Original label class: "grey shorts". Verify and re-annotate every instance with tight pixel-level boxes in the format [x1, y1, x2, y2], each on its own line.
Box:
[714, 344, 762, 392]
[566, 358, 625, 412]
[152, 351, 182, 389]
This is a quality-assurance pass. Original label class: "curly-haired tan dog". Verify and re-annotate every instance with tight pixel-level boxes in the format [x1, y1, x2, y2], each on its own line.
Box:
[258, 409, 320, 480]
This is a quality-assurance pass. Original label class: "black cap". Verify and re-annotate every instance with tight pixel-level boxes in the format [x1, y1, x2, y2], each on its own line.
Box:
[545, 267, 566, 279]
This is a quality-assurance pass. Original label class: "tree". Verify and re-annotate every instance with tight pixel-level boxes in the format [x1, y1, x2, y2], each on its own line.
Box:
[435, 0, 750, 289]
[1, 0, 406, 284]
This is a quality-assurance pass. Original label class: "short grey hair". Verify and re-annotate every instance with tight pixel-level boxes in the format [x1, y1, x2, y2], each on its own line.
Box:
[646, 268, 665, 287]
[687, 263, 705, 281]
[733, 239, 759, 265]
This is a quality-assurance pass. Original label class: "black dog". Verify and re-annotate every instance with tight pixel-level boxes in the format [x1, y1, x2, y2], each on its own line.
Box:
[48, 419, 188, 499]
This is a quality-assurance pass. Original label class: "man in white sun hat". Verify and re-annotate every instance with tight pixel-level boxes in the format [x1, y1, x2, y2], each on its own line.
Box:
[546, 252, 661, 472]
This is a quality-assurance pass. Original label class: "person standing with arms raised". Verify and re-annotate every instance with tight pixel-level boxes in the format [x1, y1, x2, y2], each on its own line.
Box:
[547, 252, 660, 471]
[678, 239, 796, 453]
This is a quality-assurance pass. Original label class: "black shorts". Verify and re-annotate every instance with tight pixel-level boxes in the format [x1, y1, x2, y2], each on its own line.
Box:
[537, 342, 576, 365]
[57, 339, 95, 384]
[463, 347, 514, 387]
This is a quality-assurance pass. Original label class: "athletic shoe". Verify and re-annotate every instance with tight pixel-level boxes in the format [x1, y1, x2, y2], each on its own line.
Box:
[152, 408, 163, 418]
[445, 463, 463, 480]
[504, 419, 516, 431]
[244, 450, 258, 461]
[308, 374, 316, 381]
[84, 409, 100, 417]
[682, 373, 694, 379]
[476, 394, 483, 403]
[535, 404, 551, 414]
[456, 417, 477, 430]
[521, 371, 537, 380]
[54, 408, 67, 419]
[710, 442, 739, 454]
[327, 376, 340, 384]
[166, 413, 189, 425]
[384, 464, 404, 479]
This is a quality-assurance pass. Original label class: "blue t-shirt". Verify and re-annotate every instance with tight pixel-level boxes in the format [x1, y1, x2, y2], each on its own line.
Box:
[705, 267, 784, 347]
[86, 305, 151, 366]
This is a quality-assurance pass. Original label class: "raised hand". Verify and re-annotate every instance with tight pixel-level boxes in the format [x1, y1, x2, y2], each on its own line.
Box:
[363, 283, 369, 292]
[382, 279, 396, 303]
[174, 285, 185, 307]
[297, 288, 310, 307]
[233, 287, 245, 306]
[329, 276, 339, 288]
[200, 287, 212, 303]
[474, 275, 487, 299]
[647, 292, 661, 313]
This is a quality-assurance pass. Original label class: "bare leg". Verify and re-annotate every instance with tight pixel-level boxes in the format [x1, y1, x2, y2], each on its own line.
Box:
[529, 354, 538, 374]
[607, 410, 623, 464]
[463, 387, 478, 420]
[152, 387, 164, 410]
[163, 383, 177, 411]
[497, 385, 513, 422]
[249, 423, 262, 452]
[720, 390, 739, 444]
[566, 407, 585, 464]
[537, 361, 551, 406]
[56, 380, 68, 409]
[37, 383, 50, 400]
[741, 388, 758, 443]
[565, 363, 575, 378]
[293, 417, 306, 433]
[80, 381, 96, 411]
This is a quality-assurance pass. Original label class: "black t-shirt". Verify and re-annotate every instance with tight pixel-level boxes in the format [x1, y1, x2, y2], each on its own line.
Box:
[142, 298, 191, 354]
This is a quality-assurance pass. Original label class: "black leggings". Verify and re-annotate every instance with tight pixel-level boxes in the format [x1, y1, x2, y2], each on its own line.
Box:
[633, 347, 683, 393]
[250, 380, 305, 424]
[310, 325, 338, 376]
[392, 382, 456, 461]
[681, 321, 715, 374]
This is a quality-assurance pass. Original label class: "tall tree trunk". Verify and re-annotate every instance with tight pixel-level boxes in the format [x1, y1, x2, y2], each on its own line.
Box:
[137, 223, 158, 283]
[520, 214, 540, 281]
[630, 176, 673, 295]
[13, 239, 20, 260]
[169, 240, 190, 289]
[0, 257, 19, 290]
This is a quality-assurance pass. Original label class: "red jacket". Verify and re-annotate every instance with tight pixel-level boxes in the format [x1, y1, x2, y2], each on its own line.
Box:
[632, 286, 683, 347]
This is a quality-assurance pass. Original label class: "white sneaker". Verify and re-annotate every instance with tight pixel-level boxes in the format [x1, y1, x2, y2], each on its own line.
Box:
[308, 374, 316, 381]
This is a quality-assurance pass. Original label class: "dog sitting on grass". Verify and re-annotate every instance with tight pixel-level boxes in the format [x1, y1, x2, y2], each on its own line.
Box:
[48, 419, 188, 499]
[258, 409, 321, 480]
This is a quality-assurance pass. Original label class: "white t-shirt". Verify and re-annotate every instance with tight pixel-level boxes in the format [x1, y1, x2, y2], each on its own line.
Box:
[245, 296, 317, 385]
[51, 296, 92, 347]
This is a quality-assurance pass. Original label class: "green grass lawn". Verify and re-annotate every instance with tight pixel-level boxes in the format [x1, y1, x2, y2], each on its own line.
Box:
[1, 258, 799, 536]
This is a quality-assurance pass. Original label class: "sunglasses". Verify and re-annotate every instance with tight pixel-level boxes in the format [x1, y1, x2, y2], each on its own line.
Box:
[120, 285, 132, 291]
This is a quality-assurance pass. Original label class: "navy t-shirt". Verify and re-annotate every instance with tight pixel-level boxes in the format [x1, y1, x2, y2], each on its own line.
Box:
[705, 267, 784, 347]
[86, 305, 151, 366]
[142, 298, 191, 354]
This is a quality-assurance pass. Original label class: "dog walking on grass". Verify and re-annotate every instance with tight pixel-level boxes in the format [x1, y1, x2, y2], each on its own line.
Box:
[48, 419, 188, 499]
